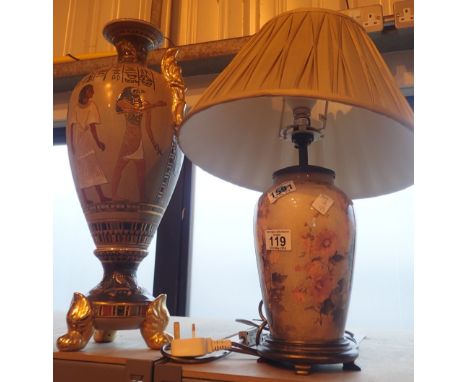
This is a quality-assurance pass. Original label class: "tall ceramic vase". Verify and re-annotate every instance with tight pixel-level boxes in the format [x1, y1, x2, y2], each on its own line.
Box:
[254, 165, 359, 374]
[57, 19, 185, 351]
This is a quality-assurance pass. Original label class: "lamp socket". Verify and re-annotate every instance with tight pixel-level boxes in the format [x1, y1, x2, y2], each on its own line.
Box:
[394, 0, 414, 29]
[340, 5, 384, 33]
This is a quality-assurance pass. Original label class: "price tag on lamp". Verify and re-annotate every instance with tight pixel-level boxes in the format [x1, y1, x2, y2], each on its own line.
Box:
[267, 181, 296, 203]
[265, 229, 292, 251]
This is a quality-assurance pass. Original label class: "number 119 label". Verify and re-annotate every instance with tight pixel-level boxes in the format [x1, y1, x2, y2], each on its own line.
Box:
[265, 229, 291, 251]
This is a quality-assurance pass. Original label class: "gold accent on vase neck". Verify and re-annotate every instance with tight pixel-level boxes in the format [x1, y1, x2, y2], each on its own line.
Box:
[114, 39, 149, 64]
[161, 48, 186, 129]
[103, 19, 163, 65]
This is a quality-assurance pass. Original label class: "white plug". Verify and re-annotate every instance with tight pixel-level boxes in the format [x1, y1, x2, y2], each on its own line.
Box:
[170, 322, 232, 357]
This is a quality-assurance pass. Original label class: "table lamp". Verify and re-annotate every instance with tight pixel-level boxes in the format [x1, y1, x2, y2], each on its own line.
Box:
[177, 8, 413, 374]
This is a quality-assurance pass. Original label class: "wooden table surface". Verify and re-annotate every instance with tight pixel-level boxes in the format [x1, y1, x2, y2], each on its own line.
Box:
[54, 312, 413, 382]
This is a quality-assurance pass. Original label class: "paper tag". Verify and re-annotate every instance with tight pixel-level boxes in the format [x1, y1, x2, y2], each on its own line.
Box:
[265, 229, 292, 251]
[268, 181, 296, 204]
[312, 194, 334, 215]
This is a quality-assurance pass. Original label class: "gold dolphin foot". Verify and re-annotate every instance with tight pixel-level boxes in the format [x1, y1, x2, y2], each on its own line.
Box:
[56, 292, 95, 351]
[140, 294, 173, 349]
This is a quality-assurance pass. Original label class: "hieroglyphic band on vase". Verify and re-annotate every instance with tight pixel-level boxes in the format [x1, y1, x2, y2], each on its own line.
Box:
[92, 301, 148, 318]
[89, 220, 158, 247]
[94, 248, 148, 263]
[86, 202, 165, 215]
[85, 203, 164, 246]
[155, 137, 179, 205]
[79, 64, 156, 90]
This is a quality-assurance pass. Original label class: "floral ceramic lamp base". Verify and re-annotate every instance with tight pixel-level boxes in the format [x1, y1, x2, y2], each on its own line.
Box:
[254, 165, 360, 375]
[57, 292, 172, 351]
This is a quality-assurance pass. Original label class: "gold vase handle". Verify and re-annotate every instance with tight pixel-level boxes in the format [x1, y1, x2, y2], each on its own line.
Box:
[161, 48, 186, 132]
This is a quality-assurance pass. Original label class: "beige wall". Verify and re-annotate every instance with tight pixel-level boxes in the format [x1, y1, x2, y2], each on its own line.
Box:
[54, 0, 153, 57]
[52, 0, 413, 124]
[169, 0, 403, 45]
[54, 0, 405, 56]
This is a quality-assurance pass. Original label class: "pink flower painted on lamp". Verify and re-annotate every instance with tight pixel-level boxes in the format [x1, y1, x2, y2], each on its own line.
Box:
[312, 274, 335, 303]
[304, 259, 325, 278]
[292, 286, 307, 303]
[314, 229, 338, 256]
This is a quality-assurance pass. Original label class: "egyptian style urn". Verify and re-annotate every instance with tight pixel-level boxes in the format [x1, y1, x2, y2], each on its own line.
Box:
[57, 19, 185, 351]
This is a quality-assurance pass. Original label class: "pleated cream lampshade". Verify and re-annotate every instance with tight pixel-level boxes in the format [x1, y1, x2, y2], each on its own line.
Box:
[178, 8, 413, 199]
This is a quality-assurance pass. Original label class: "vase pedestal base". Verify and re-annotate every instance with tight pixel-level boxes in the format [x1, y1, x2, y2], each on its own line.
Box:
[56, 292, 172, 352]
[256, 332, 360, 375]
